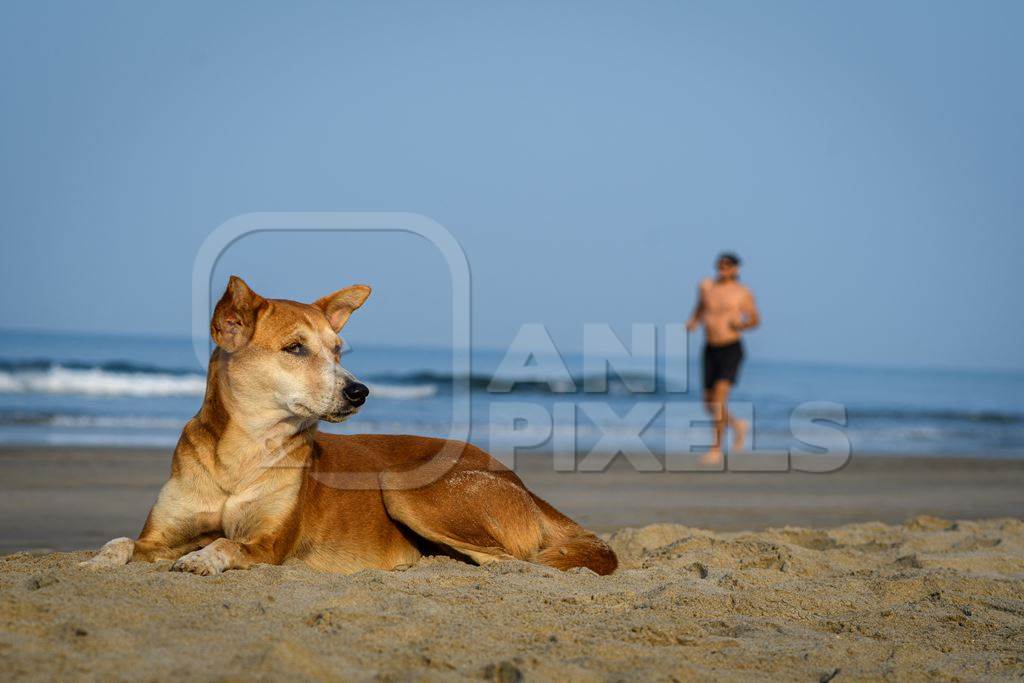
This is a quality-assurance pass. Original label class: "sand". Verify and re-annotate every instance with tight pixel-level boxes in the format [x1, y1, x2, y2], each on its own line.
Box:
[1, 517, 1022, 681]
[1, 448, 1023, 680]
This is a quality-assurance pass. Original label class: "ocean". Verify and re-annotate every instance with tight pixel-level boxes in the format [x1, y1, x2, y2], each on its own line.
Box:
[0, 330, 1021, 458]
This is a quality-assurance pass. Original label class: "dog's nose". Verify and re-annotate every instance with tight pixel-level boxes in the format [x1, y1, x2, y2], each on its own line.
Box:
[342, 382, 369, 406]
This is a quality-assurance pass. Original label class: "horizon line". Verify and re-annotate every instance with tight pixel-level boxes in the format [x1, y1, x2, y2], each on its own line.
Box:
[1, 325, 1022, 377]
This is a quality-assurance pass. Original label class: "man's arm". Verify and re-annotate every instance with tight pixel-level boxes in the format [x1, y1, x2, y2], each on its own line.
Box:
[686, 279, 709, 332]
[735, 288, 760, 331]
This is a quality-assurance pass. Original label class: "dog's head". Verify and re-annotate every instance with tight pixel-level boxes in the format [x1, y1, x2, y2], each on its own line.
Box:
[210, 276, 371, 424]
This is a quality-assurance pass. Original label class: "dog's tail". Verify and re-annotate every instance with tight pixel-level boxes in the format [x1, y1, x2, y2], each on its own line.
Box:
[530, 497, 618, 575]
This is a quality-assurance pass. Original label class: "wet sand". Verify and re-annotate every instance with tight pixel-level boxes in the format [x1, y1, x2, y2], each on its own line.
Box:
[1, 446, 1021, 553]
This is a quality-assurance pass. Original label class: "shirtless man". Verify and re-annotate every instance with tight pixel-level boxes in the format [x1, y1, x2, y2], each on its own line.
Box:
[686, 252, 760, 461]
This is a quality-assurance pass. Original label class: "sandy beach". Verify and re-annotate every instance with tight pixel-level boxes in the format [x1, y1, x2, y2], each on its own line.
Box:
[1, 447, 1023, 680]
[5, 0, 1023, 679]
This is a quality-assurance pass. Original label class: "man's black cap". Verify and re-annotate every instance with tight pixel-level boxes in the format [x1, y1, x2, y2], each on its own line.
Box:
[717, 251, 741, 266]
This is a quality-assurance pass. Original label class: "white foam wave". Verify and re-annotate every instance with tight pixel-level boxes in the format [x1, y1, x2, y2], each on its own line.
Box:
[0, 367, 206, 397]
[0, 366, 438, 401]
[48, 415, 187, 429]
[367, 383, 438, 400]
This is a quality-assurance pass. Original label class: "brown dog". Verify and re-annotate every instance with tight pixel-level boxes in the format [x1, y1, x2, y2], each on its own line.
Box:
[81, 277, 617, 576]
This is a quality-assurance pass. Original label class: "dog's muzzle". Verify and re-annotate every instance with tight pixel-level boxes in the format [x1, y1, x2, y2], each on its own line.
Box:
[321, 380, 370, 423]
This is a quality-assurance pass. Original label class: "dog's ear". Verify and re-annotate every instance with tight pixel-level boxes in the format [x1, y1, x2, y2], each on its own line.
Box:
[314, 285, 371, 332]
[211, 276, 265, 351]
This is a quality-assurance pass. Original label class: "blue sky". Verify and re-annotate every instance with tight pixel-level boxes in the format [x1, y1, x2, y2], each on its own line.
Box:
[1, 1, 1022, 370]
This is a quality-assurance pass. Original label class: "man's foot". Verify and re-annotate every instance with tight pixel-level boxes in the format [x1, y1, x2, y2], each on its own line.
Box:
[699, 448, 723, 467]
[731, 419, 748, 452]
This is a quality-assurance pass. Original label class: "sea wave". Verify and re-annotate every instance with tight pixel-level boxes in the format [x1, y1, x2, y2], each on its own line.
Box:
[847, 408, 1024, 425]
[0, 359, 437, 400]
[0, 411, 187, 429]
[0, 365, 207, 397]
[0, 358, 200, 376]
[364, 370, 659, 395]
[0, 364, 675, 399]
[0, 358, 660, 398]
[367, 383, 438, 400]
[1, 359, 1022, 428]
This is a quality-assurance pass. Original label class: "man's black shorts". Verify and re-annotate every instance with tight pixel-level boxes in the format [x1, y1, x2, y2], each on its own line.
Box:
[703, 340, 744, 390]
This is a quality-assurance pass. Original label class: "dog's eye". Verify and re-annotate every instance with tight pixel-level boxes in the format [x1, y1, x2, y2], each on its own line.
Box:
[282, 342, 305, 355]
[333, 344, 341, 356]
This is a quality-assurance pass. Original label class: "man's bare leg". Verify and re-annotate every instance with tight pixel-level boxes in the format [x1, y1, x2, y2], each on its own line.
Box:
[714, 379, 749, 453]
[731, 418, 748, 451]
[703, 379, 748, 463]
[701, 385, 725, 466]
[714, 380, 732, 456]
[729, 390, 748, 452]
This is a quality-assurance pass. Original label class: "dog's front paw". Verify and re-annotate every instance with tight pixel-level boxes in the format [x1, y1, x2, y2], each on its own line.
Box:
[171, 548, 224, 576]
[79, 537, 134, 570]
